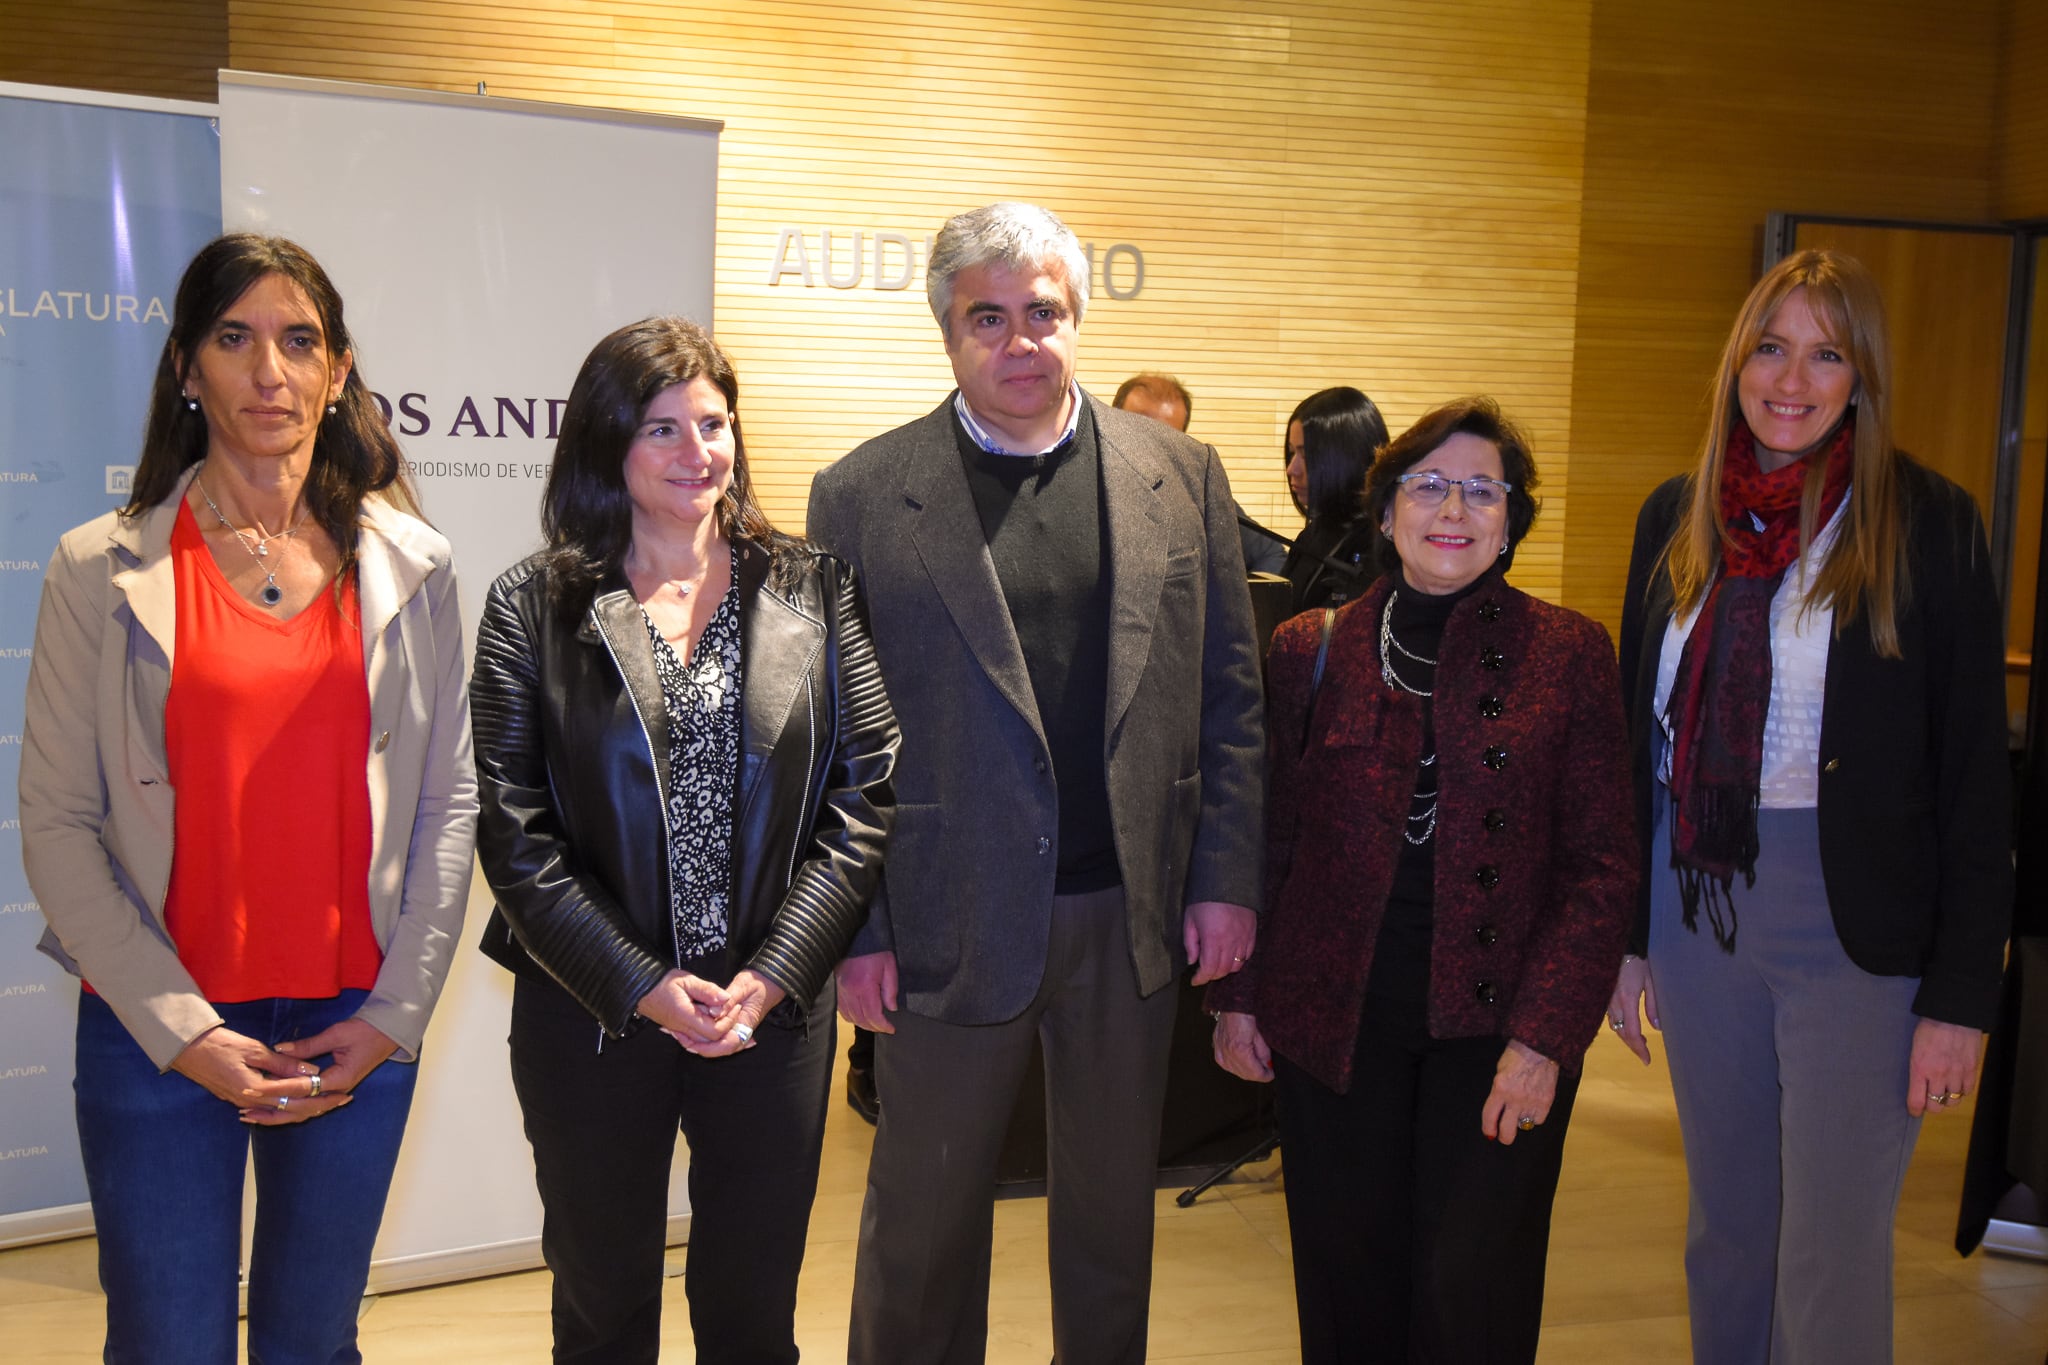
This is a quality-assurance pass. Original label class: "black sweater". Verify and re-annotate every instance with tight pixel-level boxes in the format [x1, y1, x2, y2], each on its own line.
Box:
[956, 406, 1119, 892]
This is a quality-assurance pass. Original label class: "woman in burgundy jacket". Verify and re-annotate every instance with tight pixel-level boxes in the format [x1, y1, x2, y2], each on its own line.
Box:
[1210, 397, 1636, 1364]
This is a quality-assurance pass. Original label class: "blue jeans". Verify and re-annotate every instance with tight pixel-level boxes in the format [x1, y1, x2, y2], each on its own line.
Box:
[74, 989, 419, 1365]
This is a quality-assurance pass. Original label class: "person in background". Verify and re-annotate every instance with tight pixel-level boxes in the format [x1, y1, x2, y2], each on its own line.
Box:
[470, 316, 897, 1364]
[1116, 370, 1289, 576]
[19, 232, 477, 1364]
[843, 1026, 880, 1124]
[1280, 385, 1391, 614]
[1111, 370, 1192, 431]
[809, 201, 1264, 1365]
[1212, 397, 1634, 1363]
[1609, 248, 2012, 1365]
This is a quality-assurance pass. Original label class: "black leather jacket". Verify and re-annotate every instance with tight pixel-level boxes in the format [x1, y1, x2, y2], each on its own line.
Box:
[472, 538, 898, 1035]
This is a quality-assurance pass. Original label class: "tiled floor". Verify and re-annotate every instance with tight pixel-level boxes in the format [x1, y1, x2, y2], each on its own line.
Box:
[5, 1031, 2045, 1362]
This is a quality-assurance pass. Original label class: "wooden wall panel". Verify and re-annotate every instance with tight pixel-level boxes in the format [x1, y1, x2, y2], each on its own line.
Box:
[1787, 222, 2012, 523]
[224, 0, 1593, 602]
[0, 0, 227, 104]
[1564, 1, 2001, 635]
[2000, 0, 2048, 220]
[22, 0, 2022, 626]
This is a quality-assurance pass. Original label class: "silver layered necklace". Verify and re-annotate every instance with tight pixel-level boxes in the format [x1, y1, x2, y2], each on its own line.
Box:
[1379, 591, 1436, 696]
[195, 471, 307, 607]
[1379, 591, 1440, 845]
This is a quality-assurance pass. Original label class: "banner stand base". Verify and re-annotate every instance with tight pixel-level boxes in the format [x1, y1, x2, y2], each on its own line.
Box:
[362, 1213, 692, 1297]
[0, 1202, 92, 1252]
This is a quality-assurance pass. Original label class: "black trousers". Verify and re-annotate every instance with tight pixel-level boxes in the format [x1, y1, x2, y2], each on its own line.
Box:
[508, 973, 835, 1365]
[1273, 989, 1579, 1365]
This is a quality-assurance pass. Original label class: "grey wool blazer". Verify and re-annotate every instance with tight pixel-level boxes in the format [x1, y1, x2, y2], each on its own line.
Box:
[805, 390, 1266, 1026]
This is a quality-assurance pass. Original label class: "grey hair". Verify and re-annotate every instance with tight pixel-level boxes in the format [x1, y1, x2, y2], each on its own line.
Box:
[925, 202, 1091, 334]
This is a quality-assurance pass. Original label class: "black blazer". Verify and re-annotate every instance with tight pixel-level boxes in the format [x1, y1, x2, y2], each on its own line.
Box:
[1619, 458, 2012, 1029]
[471, 538, 899, 1035]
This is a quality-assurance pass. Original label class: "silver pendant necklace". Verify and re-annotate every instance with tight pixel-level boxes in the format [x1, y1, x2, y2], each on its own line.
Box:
[196, 473, 306, 607]
[1381, 591, 1441, 845]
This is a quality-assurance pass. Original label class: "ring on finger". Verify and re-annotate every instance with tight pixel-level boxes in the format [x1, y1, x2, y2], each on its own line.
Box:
[307, 1074, 322, 1099]
[1516, 1115, 1536, 1131]
[732, 1023, 754, 1045]
[277, 1095, 289, 1110]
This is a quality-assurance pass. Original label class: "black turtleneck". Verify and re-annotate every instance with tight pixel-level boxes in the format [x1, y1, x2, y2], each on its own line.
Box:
[1367, 566, 1499, 1003]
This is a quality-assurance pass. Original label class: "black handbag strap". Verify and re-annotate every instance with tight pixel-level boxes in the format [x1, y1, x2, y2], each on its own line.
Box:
[1300, 607, 1336, 756]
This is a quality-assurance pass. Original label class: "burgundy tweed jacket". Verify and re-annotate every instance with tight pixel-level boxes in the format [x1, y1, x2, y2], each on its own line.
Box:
[1210, 571, 1637, 1094]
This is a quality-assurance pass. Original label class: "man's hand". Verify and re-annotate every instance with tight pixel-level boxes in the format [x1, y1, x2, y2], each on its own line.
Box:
[836, 951, 900, 1033]
[1184, 901, 1257, 986]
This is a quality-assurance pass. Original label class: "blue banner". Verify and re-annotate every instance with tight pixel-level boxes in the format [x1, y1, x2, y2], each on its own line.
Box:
[0, 89, 220, 1234]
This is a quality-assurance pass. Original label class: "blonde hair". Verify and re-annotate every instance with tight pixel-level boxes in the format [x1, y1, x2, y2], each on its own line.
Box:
[1665, 248, 1909, 657]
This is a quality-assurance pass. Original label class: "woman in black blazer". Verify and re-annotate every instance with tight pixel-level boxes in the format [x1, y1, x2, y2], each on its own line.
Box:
[1608, 248, 2011, 1365]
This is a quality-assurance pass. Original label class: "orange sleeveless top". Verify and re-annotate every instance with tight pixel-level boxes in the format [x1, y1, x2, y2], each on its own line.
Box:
[161, 500, 381, 1001]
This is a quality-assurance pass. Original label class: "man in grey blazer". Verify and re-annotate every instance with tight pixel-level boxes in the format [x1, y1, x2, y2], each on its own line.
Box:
[806, 202, 1265, 1365]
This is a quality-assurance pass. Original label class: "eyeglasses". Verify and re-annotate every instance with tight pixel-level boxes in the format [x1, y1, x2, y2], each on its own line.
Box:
[1394, 471, 1513, 510]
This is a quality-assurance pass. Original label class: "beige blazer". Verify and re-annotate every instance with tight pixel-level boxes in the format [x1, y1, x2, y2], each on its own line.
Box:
[19, 469, 478, 1069]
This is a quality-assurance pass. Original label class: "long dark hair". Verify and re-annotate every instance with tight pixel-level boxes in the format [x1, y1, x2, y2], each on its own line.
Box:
[1288, 386, 1389, 523]
[541, 316, 790, 614]
[124, 233, 416, 573]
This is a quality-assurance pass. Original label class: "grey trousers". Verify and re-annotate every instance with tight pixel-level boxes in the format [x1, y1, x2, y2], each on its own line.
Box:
[847, 886, 1179, 1365]
[1650, 804, 1922, 1365]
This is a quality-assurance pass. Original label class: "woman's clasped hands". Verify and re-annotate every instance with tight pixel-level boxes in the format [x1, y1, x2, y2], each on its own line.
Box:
[173, 1017, 399, 1126]
[639, 968, 785, 1056]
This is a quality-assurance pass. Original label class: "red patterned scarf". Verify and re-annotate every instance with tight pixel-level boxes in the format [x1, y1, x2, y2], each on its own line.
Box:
[1663, 418, 1854, 947]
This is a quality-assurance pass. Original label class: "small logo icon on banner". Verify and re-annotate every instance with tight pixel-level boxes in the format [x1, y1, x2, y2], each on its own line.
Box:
[106, 466, 134, 495]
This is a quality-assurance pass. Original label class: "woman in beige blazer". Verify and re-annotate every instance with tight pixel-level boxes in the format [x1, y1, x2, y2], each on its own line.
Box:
[18, 234, 476, 1365]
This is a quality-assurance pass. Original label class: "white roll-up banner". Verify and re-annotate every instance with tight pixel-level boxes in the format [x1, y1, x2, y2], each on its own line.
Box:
[219, 71, 721, 1291]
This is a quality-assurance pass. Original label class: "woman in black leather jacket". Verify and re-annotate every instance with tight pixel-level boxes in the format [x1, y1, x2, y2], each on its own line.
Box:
[1280, 385, 1391, 614]
[470, 316, 898, 1365]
